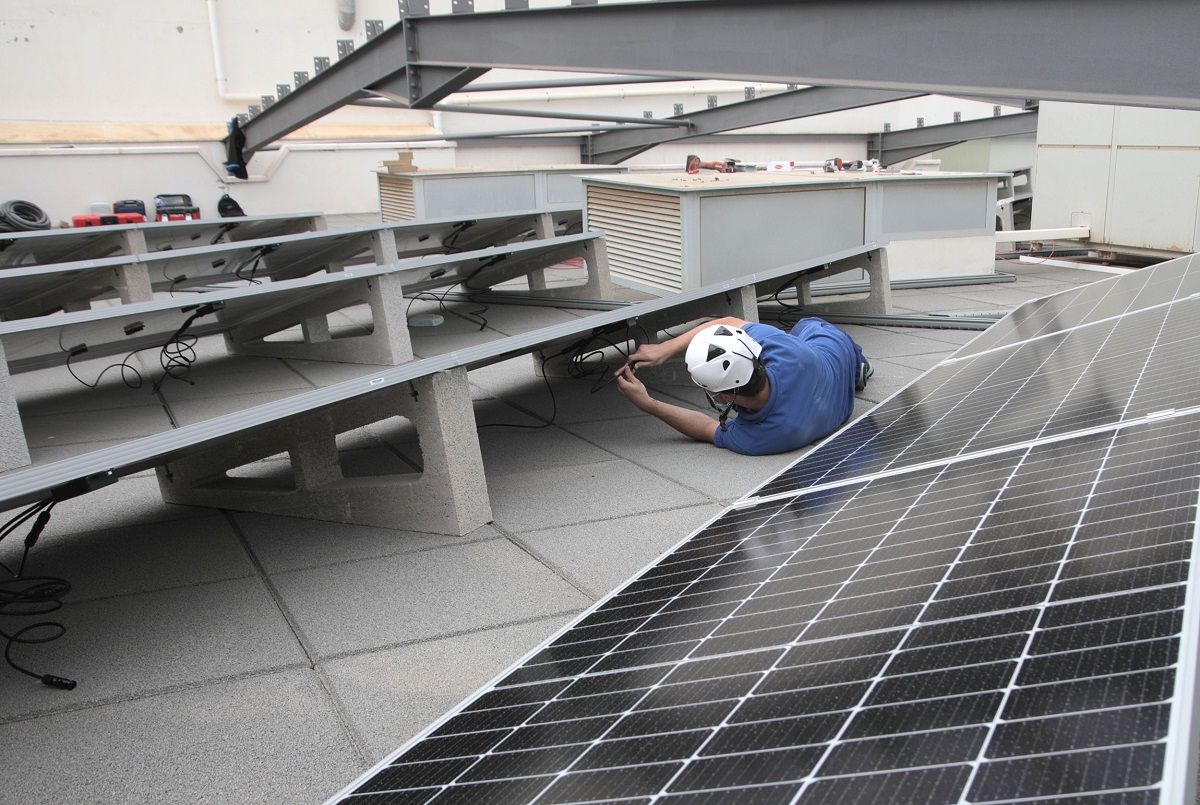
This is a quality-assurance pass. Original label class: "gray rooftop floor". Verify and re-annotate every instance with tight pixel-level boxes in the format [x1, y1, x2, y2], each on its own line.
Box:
[0, 257, 1108, 803]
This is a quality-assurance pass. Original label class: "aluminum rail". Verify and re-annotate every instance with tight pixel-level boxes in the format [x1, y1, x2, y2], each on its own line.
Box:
[0, 242, 880, 509]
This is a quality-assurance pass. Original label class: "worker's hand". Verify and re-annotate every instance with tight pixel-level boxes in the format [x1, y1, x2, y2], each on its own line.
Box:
[614, 364, 653, 410]
[627, 342, 671, 369]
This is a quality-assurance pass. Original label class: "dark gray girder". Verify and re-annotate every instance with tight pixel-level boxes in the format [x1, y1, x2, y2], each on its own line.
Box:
[238, 0, 1200, 158]
[239, 21, 409, 154]
[403, 1, 1200, 108]
[460, 74, 687, 92]
[869, 110, 1039, 165]
[430, 103, 690, 127]
[406, 66, 490, 107]
[588, 86, 925, 163]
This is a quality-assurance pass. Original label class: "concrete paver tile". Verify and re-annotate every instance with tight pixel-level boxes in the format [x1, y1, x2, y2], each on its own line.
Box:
[0, 577, 305, 721]
[488, 459, 709, 532]
[563, 417, 800, 504]
[233, 512, 493, 575]
[0, 474, 207, 535]
[23, 404, 173, 447]
[270, 539, 591, 658]
[322, 614, 576, 761]
[1, 514, 253, 603]
[517, 504, 724, 599]
[0, 668, 360, 805]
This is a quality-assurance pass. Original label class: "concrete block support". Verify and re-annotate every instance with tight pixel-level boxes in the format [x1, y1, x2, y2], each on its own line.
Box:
[503, 235, 613, 302]
[525, 213, 556, 293]
[156, 368, 491, 535]
[795, 247, 891, 315]
[4, 261, 154, 319]
[223, 273, 414, 365]
[0, 342, 31, 472]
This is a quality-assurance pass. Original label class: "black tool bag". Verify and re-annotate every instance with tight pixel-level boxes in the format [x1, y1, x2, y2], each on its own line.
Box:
[113, 199, 146, 216]
[217, 194, 246, 218]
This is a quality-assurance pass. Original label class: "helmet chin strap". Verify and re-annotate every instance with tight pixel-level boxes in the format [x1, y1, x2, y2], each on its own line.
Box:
[704, 388, 738, 431]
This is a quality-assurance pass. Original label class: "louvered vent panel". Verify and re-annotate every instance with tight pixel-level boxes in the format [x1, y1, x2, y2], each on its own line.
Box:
[378, 174, 416, 221]
[586, 186, 683, 293]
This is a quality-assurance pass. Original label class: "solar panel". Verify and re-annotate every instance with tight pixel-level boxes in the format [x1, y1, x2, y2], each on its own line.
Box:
[0, 212, 323, 268]
[0, 234, 599, 374]
[335, 411, 1200, 803]
[330, 253, 1200, 804]
[0, 211, 582, 318]
[955, 253, 1199, 359]
[757, 294, 1200, 498]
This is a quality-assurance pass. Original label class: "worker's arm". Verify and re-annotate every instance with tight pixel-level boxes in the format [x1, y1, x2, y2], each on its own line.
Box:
[615, 365, 719, 444]
[627, 316, 750, 369]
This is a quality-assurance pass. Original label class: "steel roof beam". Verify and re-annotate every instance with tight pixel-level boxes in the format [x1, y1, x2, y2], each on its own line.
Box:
[459, 74, 689, 92]
[587, 86, 925, 163]
[430, 103, 690, 127]
[236, 1, 1199, 159]
[870, 110, 1039, 165]
[402, 1, 1200, 109]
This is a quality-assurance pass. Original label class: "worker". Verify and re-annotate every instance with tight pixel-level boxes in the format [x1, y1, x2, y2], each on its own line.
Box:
[614, 316, 870, 456]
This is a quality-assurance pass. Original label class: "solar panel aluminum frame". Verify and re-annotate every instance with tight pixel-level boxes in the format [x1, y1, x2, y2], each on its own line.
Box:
[0, 242, 881, 512]
[1164, 512, 1200, 805]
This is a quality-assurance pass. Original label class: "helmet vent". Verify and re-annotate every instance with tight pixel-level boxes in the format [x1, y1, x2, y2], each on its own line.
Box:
[722, 360, 730, 370]
[713, 326, 733, 336]
[707, 344, 724, 362]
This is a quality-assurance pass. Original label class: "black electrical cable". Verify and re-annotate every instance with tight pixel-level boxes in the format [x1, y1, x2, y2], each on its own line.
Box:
[58, 330, 144, 390]
[476, 353, 558, 431]
[151, 303, 222, 393]
[0, 200, 51, 232]
[441, 220, 476, 253]
[0, 499, 75, 689]
[475, 323, 680, 431]
[232, 244, 278, 285]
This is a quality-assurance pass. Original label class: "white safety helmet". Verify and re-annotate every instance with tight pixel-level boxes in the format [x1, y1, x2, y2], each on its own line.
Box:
[685, 324, 763, 393]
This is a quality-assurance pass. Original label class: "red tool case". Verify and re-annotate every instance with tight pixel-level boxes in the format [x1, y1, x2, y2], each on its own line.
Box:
[72, 212, 147, 227]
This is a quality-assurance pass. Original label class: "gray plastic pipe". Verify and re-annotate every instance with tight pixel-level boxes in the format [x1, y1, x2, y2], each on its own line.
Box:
[338, 0, 356, 31]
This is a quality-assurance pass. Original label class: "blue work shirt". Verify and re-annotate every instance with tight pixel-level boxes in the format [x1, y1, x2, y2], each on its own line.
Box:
[713, 318, 863, 456]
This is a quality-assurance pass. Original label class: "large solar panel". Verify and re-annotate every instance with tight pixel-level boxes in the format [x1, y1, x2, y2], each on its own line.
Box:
[955, 253, 1199, 359]
[331, 253, 1200, 804]
[0, 234, 597, 373]
[0, 210, 582, 318]
[757, 293, 1200, 498]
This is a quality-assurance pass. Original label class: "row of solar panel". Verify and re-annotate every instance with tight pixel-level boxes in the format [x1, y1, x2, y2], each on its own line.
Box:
[341, 413, 1197, 802]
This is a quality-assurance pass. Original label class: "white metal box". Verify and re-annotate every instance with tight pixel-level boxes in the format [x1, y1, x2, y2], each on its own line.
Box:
[583, 171, 1001, 294]
[378, 165, 631, 221]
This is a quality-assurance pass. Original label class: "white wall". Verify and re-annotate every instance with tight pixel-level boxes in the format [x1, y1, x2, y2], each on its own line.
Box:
[1032, 101, 1200, 253]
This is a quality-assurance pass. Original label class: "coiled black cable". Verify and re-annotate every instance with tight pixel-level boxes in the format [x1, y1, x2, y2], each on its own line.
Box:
[0, 499, 75, 689]
[0, 200, 51, 232]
